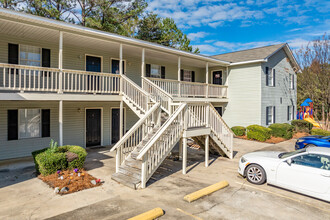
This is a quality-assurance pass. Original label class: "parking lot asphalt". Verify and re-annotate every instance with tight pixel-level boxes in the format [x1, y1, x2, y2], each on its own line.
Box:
[1, 138, 329, 220]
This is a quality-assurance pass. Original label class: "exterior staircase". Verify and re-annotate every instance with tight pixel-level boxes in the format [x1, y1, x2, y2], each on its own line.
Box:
[110, 76, 234, 189]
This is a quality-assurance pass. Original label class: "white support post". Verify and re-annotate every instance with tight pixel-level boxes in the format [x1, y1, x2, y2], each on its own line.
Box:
[179, 138, 183, 160]
[141, 155, 147, 188]
[182, 137, 187, 174]
[178, 56, 181, 97]
[206, 62, 209, 98]
[141, 48, 145, 77]
[59, 100, 63, 146]
[116, 149, 120, 173]
[119, 44, 123, 95]
[58, 31, 63, 94]
[205, 135, 209, 167]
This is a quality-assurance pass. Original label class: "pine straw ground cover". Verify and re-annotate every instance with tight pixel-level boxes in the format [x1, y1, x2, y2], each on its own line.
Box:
[39, 169, 102, 195]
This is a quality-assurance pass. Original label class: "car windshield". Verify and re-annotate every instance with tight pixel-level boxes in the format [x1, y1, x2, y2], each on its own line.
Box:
[278, 149, 306, 159]
[321, 136, 330, 139]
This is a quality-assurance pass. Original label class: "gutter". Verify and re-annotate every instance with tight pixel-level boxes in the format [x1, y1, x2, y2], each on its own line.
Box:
[229, 59, 267, 66]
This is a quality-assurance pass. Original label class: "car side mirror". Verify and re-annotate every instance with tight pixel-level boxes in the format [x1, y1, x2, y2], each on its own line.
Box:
[286, 159, 292, 166]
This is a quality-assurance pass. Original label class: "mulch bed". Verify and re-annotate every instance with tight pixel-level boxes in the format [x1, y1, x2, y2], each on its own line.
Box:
[237, 135, 286, 144]
[293, 132, 310, 139]
[38, 169, 102, 195]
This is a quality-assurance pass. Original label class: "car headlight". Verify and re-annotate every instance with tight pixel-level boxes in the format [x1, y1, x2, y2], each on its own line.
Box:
[296, 139, 304, 143]
[240, 157, 247, 163]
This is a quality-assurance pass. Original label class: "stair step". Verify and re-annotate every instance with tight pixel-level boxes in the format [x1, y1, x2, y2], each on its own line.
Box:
[111, 172, 140, 189]
[125, 158, 142, 169]
[119, 165, 141, 180]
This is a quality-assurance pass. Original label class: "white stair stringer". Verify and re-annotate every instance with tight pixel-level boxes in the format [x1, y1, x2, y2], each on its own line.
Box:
[122, 96, 145, 118]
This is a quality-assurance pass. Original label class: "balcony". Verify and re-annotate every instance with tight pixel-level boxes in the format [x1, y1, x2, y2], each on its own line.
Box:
[0, 63, 121, 95]
[147, 77, 227, 99]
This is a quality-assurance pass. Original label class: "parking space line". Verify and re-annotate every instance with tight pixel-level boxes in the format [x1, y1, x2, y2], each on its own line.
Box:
[176, 208, 203, 220]
[234, 181, 330, 214]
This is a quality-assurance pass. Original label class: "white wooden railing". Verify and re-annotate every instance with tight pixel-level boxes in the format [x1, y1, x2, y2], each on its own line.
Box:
[142, 77, 173, 114]
[148, 77, 227, 98]
[209, 104, 234, 158]
[0, 63, 60, 92]
[110, 103, 161, 171]
[62, 69, 120, 94]
[186, 103, 208, 128]
[137, 103, 186, 188]
[122, 75, 150, 113]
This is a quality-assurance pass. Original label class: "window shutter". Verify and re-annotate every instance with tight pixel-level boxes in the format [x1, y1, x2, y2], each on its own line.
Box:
[146, 64, 151, 77]
[273, 69, 275, 86]
[161, 66, 165, 79]
[266, 107, 269, 125]
[287, 106, 290, 121]
[265, 67, 269, 86]
[42, 109, 50, 137]
[292, 106, 295, 120]
[180, 69, 184, 81]
[292, 75, 294, 89]
[191, 71, 195, 82]
[8, 110, 18, 140]
[42, 48, 51, 68]
[8, 43, 19, 64]
[273, 106, 276, 123]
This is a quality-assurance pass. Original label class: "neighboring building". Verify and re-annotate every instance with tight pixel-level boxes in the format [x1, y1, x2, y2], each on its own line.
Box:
[213, 44, 299, 127]
[0, 9, 299, 188]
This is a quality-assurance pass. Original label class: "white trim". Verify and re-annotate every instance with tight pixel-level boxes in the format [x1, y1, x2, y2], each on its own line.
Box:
[229, 59, 267, 66]
[110, 58, 126, 74]
[211, 69, 224, 85]
[0, 9, 230, 66]
[84, 107, 103, 147]
[85, 54, 103, 72]
[110, 107, 126, 145]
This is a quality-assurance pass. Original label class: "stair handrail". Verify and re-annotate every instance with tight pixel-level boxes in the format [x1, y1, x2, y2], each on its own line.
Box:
[142, 77, 174, 114]
[209, 104, 234, 134]
[121, 74, 151, 113]
[136, 103, 186, 160]
[110, 102, 161, 153]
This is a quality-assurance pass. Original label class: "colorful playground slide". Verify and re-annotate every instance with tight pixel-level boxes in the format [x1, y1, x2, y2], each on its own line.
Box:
[304, 117, 320, 128]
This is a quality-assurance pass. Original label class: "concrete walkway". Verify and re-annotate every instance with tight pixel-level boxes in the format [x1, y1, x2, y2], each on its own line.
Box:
[0, 138, 329, 220]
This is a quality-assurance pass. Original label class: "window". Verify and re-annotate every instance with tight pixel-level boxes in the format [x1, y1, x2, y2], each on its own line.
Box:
[19, 45, 41, 67]
[266, 106, 275, 125]
[292, 154, 330, 170]
[266, 67, 275, 87]
[150, 64, 161, 78]
[288, 106, 292, 121]
[289, 74, 294, 89]
[183, 70, 192, 82]
[19, 109, 41, 139]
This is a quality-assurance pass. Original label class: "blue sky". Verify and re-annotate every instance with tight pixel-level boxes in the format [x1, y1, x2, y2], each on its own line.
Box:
[147, 0, 330, 55]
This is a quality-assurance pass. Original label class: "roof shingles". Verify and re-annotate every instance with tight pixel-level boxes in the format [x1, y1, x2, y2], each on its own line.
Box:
[212, 43, 286, 63]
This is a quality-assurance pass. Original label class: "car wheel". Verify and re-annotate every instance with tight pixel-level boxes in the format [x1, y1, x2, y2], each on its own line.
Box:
[306, 144, 316, 148]
[245, 164, 266, 185]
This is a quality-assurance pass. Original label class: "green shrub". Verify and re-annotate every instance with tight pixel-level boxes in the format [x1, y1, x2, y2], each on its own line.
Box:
[231, 126, 246, 136]
[269, 123, 294, 139]
[32, 145, 87, 176]
[247, 125, 272, 142]
[58, 145, 87, 169]
[35, 150, 67, 176]
[311, 129, 330, 136]
[291, 120, 313, 133]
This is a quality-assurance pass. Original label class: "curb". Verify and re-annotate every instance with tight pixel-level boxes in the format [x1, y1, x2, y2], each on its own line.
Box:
[184, 180, 229, 203]
[128, 207, 164, 220]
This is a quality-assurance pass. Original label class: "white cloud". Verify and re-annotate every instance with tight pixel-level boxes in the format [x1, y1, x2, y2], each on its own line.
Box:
[187, 32, 209, 41]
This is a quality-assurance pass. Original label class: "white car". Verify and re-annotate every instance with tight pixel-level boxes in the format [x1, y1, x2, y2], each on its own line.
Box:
[238, 147, 330, 202]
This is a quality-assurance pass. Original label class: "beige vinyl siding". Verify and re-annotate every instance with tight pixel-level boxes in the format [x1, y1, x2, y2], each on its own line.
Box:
[0, 101, 138, 160]
[261, 48, 297, 126]
[222, 64, 262, 127]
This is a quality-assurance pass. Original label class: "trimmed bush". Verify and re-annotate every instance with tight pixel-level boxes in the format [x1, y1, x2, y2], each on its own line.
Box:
[311, 129, 330, 136]
[247, 125, 272, 142]
[291, 120, 313, 133]
[32, 145, 87, 176]
[35, 150, 67, 176]
[269, 123, 294, 139]
[231, 126, 246, 136]
[58, 145, 87, 169]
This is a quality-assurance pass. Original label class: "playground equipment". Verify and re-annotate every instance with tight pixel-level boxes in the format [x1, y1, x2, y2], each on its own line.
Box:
[297, 98, 320, 127]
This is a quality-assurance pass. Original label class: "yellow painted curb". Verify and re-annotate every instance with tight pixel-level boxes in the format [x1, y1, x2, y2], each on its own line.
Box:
[184, 180, 229, 203]
[128, 207, 164, 220]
